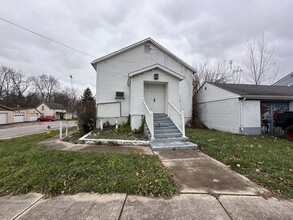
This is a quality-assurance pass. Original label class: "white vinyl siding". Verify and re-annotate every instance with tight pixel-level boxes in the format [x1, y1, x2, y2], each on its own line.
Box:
[197, 83, 240, 103]
[96, 42, 193, 120]
[198, 98, 240, 133]
[130, 69, 179, 115]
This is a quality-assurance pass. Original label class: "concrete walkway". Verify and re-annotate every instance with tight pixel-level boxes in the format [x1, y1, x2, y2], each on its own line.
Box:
[155, 150, 265, 195]
[1, 192, 292, 220]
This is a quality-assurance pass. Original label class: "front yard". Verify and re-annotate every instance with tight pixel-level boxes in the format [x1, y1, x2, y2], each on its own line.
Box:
[0, 131, 177, 197]
[187, 128, 293, 199]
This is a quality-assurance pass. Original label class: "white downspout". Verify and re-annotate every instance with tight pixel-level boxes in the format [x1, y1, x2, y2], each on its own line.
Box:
[240, 97, 246, 132]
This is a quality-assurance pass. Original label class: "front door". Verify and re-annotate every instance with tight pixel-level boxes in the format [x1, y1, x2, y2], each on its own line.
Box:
[144, 83, 165, 113]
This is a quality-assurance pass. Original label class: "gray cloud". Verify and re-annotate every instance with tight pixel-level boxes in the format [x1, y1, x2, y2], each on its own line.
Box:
[0, 0, 293, 94]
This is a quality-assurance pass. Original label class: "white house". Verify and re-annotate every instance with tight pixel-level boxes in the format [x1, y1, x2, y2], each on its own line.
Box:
[91, 38, 196, 140]
[196, 82, 293, 135]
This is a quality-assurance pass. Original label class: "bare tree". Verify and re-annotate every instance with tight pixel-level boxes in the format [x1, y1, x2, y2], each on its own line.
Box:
[31, 74, 60, 102]
[0, 66, 31, 107]
[194, 57, 242, 90]
[244, 35, 282, 85]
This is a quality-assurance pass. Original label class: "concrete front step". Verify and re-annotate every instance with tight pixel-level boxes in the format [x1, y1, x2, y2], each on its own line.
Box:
[151, 137, 189, 143]
[154, 122, 174, 127]
[154, 129, 180, 134]
[154, 133, 182, 139]
[155, 126, 178, 131]
[150, 141, 198, 151]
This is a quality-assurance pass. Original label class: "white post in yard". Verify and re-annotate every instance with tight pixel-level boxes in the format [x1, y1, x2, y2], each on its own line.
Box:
[59, 121, 62, 140]
[181, 111, 186, 138]
[66, 121, 68, 137]
[115, 117, 118, 129]
[100, 118, 103, 130]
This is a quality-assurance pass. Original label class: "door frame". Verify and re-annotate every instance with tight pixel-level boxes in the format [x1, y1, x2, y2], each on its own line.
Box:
[144, 81, 168, 114]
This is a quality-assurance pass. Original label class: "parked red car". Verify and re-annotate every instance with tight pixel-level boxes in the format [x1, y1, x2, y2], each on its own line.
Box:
[37, 116, 55, 121]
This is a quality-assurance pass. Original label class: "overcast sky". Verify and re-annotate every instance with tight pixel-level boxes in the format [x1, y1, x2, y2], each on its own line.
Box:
[1, 0, 293, 95]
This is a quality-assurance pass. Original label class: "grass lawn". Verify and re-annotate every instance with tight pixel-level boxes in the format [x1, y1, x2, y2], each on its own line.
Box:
[187, 128, 293, 198]
[0, 131, 177, 197]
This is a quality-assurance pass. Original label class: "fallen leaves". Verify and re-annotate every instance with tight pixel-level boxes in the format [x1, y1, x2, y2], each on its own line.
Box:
[236, 164, 241, 168]
[129, 197, 137, 203]
[213, 179, 220, 183]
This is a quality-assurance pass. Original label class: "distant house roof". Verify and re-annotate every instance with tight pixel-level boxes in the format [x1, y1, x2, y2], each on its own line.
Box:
[91, 38, 196, 73]
[210, 82, 293, 100]
[0, 104, 14, 111]
[44, 102, 66, 110]
[273, 72, 293, 86]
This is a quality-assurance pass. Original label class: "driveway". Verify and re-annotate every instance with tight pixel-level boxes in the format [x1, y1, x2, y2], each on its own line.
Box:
[0, 121, 77, 139]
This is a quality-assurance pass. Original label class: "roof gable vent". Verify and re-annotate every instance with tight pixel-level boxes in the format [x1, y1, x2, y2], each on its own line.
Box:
[144, 44, 151, 53]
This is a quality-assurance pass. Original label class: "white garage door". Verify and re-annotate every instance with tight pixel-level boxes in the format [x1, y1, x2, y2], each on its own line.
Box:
[14, 113, 24, 123]
[0, 113, 8, 124]
[29, 113, 38, 121]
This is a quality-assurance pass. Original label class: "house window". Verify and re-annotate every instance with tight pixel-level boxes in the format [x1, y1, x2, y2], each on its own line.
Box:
[115, 92, 125, 99]
[144, 44, 151, 53]
[42, 105, 44, 110]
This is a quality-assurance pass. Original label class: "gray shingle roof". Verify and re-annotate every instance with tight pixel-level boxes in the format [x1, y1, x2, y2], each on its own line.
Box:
[45, 102, 66, 110]
[211, 82, 293, 100]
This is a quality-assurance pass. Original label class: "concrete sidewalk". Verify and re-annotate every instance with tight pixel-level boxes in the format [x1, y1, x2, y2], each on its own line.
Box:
[1, 192, 292, 220]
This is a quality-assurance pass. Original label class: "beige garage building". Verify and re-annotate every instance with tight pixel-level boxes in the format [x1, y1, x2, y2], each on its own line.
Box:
[0, 104, 14, 124]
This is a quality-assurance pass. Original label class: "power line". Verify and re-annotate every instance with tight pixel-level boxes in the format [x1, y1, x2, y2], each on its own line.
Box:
[0, 17, 96, 58]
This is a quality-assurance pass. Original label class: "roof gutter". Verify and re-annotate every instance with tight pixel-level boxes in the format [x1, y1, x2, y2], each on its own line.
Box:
[242, 95, 293, 101]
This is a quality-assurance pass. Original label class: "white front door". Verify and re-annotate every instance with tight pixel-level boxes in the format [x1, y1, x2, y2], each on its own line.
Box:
[144, 83, 165, 113]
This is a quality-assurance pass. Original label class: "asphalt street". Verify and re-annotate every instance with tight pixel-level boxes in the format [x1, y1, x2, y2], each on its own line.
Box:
[0, 121, 77, 139]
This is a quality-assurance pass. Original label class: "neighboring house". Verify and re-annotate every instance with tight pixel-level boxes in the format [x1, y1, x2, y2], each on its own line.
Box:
[36, 102, 67, 120]
[196, 82, 293, 135]
[274, 72, 293, 86]
[13, 107, 41, 122]
[0, 104, 14, 124]
[91, 38, 196, 137]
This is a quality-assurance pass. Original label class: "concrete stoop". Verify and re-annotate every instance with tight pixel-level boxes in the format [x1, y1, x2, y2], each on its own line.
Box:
[147, 113, 198, 151]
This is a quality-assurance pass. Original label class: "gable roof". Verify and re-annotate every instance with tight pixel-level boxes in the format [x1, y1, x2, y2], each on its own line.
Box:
[0, 104, 14, 111]
[91, 38, 196, 73]
[43, 102, 66, 110]
[210, 82, 293, 100]
[127, 64, 184, 85]
[274, 72, 293, 86]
